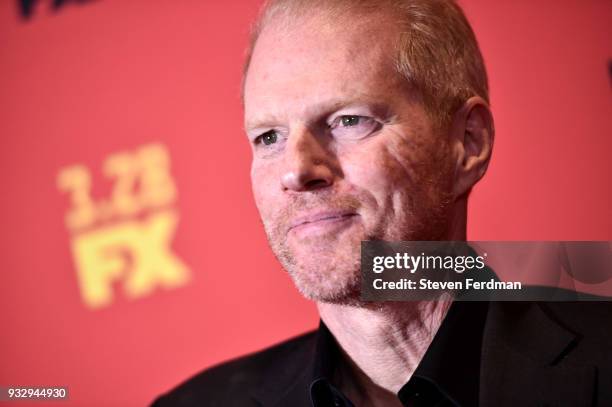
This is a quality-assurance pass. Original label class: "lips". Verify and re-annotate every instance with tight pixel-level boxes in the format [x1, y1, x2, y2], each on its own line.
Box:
[288, 210, 358, 233]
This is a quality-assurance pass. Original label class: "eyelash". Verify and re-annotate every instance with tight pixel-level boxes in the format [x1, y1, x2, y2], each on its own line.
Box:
[330, 115, 365, 128]
[253, 130, 277, 146]
[253, 115, 380, 146]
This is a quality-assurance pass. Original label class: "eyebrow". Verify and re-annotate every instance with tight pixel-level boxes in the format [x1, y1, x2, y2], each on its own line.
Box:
[245, 114, 283, 133]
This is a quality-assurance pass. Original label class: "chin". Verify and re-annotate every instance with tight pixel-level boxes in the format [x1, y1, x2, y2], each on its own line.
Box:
[277, 241, 363, 304]
[290, 266, 361, 304]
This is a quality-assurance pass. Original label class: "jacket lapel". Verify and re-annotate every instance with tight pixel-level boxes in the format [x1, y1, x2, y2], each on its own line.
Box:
[249, 328, 319, 407]
[480, 302, 596, 406]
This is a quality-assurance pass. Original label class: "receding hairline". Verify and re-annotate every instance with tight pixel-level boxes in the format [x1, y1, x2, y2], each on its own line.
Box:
[242, 1, 406, 94]
[242, 0, 490, 131]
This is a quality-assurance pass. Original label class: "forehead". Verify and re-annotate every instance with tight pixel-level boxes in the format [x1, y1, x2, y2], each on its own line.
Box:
[243, 10, 406, 126]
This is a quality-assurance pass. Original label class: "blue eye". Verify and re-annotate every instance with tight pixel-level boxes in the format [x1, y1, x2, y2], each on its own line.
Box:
[331, 115, 381, 140]
[340, 115, 361, 127]
[257, 131, 278, 146]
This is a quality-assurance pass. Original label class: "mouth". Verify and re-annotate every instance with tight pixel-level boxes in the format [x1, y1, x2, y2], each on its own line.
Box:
[288, 211, 359, 235]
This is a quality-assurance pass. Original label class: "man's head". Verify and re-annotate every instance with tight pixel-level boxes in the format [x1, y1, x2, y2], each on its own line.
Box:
[243, 0, 494, 304]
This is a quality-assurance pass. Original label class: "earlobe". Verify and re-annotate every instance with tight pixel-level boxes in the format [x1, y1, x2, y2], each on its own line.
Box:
[451, 96, 495, 198]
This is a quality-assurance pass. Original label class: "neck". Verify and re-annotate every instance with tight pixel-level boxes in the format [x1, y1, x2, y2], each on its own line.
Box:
[317, 204, 467, 406]
[317, 207, 466, 404]
[317, 299, 452, 405]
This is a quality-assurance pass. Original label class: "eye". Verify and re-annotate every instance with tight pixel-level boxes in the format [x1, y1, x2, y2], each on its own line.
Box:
[340, 115, 361, 127]
[255, 130, 278, 146]
[330, 115, 381, 140]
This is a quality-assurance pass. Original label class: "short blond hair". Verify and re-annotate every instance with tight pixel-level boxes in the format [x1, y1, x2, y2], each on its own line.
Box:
[243, 0, 489, 131]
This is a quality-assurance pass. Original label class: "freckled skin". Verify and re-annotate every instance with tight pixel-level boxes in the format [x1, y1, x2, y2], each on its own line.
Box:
[244, 12, 455, 304]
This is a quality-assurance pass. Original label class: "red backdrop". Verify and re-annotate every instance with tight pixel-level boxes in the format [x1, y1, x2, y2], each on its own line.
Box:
[1, 0, 610, 406]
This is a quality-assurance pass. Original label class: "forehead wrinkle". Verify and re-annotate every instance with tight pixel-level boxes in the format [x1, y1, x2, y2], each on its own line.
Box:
[247, 8, 401, 84]
[245, 49, 407, 128]
[244, 7, 416, 131]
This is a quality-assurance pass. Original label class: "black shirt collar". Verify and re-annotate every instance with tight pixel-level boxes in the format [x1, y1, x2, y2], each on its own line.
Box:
[310, 301, 489, 407]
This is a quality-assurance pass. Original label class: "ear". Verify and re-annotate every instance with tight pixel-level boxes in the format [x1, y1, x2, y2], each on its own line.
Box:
[449, 96, 495, 198]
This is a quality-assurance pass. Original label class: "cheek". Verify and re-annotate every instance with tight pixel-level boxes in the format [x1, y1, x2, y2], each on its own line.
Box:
[341, 136, 421, 207]
[250, 161, 278, 217]
[251, 162, 287, 223]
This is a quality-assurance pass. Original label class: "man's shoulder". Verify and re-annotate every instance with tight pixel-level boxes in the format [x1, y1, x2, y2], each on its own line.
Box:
[538, 301, 612, 343]
[482, 301, 612, 403]
[151, 329, 318, 407]
[490, 300, 612, 361]
[494, 300, 612, 336]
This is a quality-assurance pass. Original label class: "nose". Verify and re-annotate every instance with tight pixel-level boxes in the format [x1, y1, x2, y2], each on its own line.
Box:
[281, 125, 335, 192]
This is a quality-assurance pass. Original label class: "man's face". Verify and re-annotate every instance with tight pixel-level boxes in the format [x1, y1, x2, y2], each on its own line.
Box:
[243, 12, 455, 303]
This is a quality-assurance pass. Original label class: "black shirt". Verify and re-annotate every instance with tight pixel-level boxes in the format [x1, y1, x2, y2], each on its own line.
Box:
[152, 301, 611, 406]
[309, 301, 490, 407]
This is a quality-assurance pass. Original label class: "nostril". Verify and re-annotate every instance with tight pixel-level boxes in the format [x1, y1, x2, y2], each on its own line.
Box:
[304, 178, 330, 190]
[281, 167, 334, 192]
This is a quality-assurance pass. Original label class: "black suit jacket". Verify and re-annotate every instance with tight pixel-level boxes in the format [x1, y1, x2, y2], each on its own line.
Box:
[152, 301, 612, 406]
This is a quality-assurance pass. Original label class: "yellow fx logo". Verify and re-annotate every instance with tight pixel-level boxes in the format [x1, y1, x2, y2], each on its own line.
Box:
[57, 143, 191, 309]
